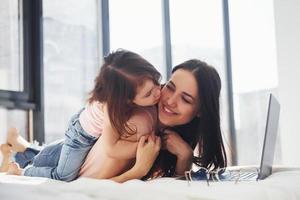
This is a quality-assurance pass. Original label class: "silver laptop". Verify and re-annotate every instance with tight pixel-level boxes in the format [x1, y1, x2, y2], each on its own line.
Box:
[220, 94, 280, 181]
[184, 93, 280, 182]
[257, 93, 280, 179]
[230, 93, 280, 181]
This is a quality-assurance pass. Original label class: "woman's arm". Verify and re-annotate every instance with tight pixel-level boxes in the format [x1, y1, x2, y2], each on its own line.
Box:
[175, 150, 193, 175]
[110, 135, 161, 183]
[162, 129, 193, 175]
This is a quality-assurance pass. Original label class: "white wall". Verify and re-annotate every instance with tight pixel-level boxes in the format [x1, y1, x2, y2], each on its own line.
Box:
[274, 0, 300, 166]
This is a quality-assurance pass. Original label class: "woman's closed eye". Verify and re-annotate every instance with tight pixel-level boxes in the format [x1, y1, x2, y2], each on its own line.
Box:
[166, 83, 193, 104]
[182, 96, 192, 104]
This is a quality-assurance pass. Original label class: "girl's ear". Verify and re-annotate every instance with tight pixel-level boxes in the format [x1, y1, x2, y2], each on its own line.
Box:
[197, 112, 201, 118]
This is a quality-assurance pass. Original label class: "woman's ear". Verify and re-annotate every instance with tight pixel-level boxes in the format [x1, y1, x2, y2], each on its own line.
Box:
[197, 113, 201, 118]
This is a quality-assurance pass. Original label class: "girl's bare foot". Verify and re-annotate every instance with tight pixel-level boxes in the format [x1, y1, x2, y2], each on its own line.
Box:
[7, 162, 22, 176]
[7, 128, 29, 153]
[0, 144, 12, 172]
[0, 143, 12, 155]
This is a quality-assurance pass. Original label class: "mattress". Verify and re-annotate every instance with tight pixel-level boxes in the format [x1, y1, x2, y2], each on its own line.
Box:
[0, 167, 300, 200]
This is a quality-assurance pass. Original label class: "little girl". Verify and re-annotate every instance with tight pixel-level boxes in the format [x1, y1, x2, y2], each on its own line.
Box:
[3, 49, 161, 181]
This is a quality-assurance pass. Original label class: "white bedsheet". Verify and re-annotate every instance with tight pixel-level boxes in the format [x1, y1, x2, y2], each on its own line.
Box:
[1, 167, 300, 200]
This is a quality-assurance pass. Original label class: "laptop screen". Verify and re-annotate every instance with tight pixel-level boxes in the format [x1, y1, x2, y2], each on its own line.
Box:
[258, 94, 280, 179]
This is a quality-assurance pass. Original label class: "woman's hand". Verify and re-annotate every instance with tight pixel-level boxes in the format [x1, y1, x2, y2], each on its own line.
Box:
[162, 129, 193, 159]
[162, 129, 193, 175]
[132, 134, 161, 177]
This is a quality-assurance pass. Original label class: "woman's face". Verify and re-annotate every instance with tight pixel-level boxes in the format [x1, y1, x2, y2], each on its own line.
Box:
[158, 69, 200, 127]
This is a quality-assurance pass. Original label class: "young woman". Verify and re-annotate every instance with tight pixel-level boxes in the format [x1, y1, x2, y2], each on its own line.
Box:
[1, 49, 161, 181]
[148, 59, 227, 178]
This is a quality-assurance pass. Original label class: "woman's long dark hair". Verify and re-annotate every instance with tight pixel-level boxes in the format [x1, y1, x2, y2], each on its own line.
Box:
[145, 59, 227, 178]
[89, 49, 161, 137]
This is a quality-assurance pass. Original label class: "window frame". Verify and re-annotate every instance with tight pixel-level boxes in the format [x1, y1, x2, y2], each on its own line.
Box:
[0, 0, 33, 110]
[0, 0, 44, 143]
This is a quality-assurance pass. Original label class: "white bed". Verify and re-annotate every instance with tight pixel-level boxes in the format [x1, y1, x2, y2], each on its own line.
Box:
[1, 167, 300, 200]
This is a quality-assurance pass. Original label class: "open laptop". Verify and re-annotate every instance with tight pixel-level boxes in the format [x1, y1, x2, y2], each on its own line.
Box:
[256, 93, 280, 180]
[185, 93, 281, 182]
[231, 93, 280, 181]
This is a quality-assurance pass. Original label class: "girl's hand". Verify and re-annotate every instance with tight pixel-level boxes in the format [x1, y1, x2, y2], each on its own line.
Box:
[162, 129, 194, 175]
[162, 129, 193, 160]
[133, 135, 161, 177]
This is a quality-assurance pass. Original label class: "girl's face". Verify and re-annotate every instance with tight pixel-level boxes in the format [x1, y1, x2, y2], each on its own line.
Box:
[158, 69, 200, 127]
[133, 79, 161, 106]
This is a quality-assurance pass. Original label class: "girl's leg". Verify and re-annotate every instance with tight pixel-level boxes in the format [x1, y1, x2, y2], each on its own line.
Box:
[23, 109, 97, 181]
[7, 128, 30, 152]
[5, 128, 41, 168]
[5, 127, 63, 169]
[15, 147, 41, 168]
[0, 144, 12, 172]
[30, 140, 63, 167]
[1, 128, 33, 172]
[7, 162, 22, 175]
[8, 140, 64, 176]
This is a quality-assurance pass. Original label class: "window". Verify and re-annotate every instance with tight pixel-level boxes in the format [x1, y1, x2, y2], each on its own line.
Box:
[0, 0, 23, 92]
[229, 0, 281, 165]
[43, 0, 100, 142]
[109, 0, 166, 80]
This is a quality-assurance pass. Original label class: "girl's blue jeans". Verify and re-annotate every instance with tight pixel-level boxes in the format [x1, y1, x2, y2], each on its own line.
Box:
[15, 108, 97, 182]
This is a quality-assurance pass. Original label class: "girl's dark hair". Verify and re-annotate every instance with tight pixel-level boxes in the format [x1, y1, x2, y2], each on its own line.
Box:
[145, 59, 227, 179]
[89, 49, 161, 137]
